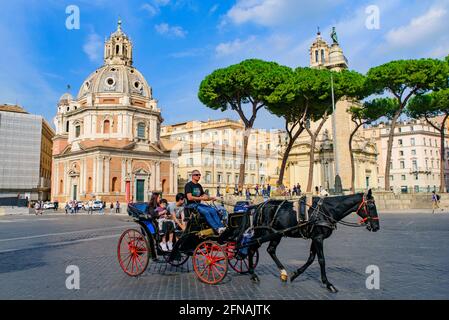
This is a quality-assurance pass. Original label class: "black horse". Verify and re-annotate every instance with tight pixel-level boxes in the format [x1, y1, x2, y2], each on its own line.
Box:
[245, 189, 380, 293]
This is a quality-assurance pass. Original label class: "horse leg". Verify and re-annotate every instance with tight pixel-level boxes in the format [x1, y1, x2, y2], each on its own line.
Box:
[267, 236, 288, 282]
[314, 237, 338, 293]
[290, 242, 316, 282]
[248, 245, 260, 283]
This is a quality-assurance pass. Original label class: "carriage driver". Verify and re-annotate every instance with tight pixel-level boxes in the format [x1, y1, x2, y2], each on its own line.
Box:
[184, 169, 226, 235]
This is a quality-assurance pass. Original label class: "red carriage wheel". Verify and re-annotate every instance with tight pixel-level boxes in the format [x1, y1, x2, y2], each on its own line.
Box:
[193, 241, 228, 285]
[117, 229, 150, 277]
[227, 243, 259, 274]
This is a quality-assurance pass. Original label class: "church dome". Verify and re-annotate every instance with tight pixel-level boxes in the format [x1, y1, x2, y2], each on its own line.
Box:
[76, 20, 152, 100]
[77, 64, 152, 100]
[59, 93, 73, 105]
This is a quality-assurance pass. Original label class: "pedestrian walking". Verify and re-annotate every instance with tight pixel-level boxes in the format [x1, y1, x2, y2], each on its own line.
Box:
[34, 202, 40, 215]
[267, 184, 271, 198]
[432, 191, 443, 213]
[245, 188, 251, 201]
[110, 202, 114, 214]
[255, 184, 260, 196]
[216, 185, 221, 197]
[88, 200, 93, 214]
[115, 201, 120, 214]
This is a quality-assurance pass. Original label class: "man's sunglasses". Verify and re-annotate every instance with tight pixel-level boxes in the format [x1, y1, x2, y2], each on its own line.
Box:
[193, 174, 201, 177]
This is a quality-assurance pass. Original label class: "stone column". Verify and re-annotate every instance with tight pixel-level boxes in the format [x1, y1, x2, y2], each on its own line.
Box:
[98, 156, 104, 193]
[63, 162, 69, 197]
[93, 156, 97, 193]
[104, 157, 111, 193]
[156, 161, 161, 190]
[121, 159, 127, 193]
[173, 162, 178, 194]
[169, 162, 174, 194]
[150, 162, 156, 191]
[54, 161, 59, 195]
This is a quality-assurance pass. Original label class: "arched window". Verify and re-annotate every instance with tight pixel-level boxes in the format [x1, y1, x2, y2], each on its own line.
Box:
[315, 50, 319, 62]
[87, 177, 92, 193]
[321, 49, 325, 62]
[111, 177, 118, 192]
[116, 45, 119, 54]
[65, 121, 69, 133]
[137, 122, 146, 139]
[75, 125, 81, 138]
[104, 120, 110, 134]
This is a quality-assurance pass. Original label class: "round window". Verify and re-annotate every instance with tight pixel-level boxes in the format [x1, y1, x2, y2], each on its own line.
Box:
[134, 81, 140, 89]
[106, 78, 115, 86]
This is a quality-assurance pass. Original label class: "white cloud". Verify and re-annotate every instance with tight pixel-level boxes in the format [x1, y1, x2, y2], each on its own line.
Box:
[209, 4, 219, 15]
[215, 36, 257, 57]
[385, 6, 448, 48]
[141, 3, 160, 17]
[223, 0, 341, 27]
[141, 0, 171, 17]
[83, 33, 103, 62]
[155, 23, 187, 38]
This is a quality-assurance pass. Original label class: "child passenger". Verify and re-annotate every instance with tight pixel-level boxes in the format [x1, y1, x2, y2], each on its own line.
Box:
[156, 199, 175, 251]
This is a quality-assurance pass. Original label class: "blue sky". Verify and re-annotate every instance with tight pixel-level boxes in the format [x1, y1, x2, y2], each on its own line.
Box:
[0, 0, 448, 129]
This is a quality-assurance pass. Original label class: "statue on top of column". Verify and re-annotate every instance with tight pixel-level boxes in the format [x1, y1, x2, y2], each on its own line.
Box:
[331, 27, 338, 44]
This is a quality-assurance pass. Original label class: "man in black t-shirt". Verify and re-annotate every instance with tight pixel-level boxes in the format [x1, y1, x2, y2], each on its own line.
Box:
[185, 170, 225, 233]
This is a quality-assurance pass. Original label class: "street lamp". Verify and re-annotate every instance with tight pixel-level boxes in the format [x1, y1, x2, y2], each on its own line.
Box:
[331, 73, 342, 194]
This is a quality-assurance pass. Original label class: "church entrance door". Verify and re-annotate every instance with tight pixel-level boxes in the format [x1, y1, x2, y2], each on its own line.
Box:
[136, 180, 145, 202]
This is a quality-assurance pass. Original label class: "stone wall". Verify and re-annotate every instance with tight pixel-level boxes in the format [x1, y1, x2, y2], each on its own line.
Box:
[222, 192, 447, 211]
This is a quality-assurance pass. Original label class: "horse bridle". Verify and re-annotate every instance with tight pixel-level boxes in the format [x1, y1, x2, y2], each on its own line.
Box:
[355, 194, 379, 225]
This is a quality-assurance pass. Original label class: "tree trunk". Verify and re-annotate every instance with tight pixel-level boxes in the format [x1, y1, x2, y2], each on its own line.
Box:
[305, 115, 328, 193]
[439, 115, 449, 193]
[238, 128, 250, 188]
[306, 135, 316, 193]
[349, 121, 365, 194]
[384, 111, 402, 191]
[278, 137, 296, 187]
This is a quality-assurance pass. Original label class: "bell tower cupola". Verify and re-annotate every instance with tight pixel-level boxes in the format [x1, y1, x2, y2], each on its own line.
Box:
[310, 27, 330, 69]
[104, 19, 133, 66]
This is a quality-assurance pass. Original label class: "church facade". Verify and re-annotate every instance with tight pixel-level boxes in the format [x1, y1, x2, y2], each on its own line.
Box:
[51, 22, 177, 203]
[285, 30, 379, 192]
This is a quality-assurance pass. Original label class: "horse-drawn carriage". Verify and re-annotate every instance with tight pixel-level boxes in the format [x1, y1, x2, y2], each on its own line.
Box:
[117, 201, 259, 284]
[118, 190, 379, 292]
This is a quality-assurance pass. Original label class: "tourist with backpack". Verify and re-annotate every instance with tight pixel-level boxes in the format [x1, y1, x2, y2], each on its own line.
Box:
[432, 191, 443, 214]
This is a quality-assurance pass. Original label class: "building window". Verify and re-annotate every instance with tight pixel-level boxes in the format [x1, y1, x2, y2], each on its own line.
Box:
[65, 121, 69, 133]
[411, 149, 416, 156]
[401, 175, 406, 181]
[137, 122, 145, 139]
[411, 138, 415, 146]
[412, 160, 418, 171]
[75, 125, 81, 138]
[104, 120, 110, 134]
[111, 177, 118, 192]
[399, 151, 404, 156]
[321, 49, 325, 62]
[400, 161, 405, 169]
[205, 172, 211, 184]
[315, 50, 319, 62]
[398, 139, 403, 146]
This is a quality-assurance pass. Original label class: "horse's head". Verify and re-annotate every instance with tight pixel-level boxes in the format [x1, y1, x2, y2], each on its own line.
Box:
[356, 189, 380, 232]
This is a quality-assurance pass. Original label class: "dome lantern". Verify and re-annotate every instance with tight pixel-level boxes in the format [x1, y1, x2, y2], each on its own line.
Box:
[104, 19, 133, 66]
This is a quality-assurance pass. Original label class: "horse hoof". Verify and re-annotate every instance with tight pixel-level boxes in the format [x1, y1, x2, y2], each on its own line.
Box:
[290, 272, 299, 282]
[250, 275, 260, 283]
[327, 284, 338, 293]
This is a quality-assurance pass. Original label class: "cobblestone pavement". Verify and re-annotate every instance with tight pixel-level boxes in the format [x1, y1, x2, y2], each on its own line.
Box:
[0, 211, 448, 300]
